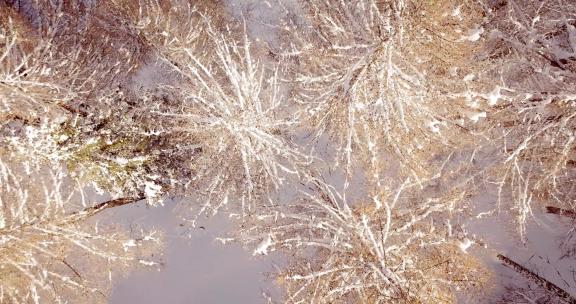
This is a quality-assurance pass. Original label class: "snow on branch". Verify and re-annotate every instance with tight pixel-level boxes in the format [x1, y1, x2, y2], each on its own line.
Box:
[474, 0, 576, 237]
[0, 143, 162, 304]
[232, 178, 488, 303]
[278, 0, 486, 184]
[129, 5, 311, 222]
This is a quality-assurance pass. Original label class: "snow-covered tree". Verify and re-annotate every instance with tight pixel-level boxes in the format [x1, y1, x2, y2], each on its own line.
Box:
[0, 5, 163, 303]
[100, 1, 311, 222]
[0, 142, 161, 304]
[468, 0, 576, 236]
[232, 178, 488, 303]
[271, 0, 487, 186]
[2, 1, 575, 303]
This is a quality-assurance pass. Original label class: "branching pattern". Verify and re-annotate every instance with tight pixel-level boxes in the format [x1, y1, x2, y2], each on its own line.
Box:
[0, 148, 161, 304]
[277, 0, 485, 184]
[233, 179, 487, 303]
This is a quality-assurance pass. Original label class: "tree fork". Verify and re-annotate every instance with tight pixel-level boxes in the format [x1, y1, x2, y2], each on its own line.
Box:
[497, 254, 576, 304]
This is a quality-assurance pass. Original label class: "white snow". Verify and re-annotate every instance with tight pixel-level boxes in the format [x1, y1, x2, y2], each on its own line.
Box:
[462, 26, 484, 42]
[122, 239, 137, 252]
[138, 260, 158, 266]
[463, 74, 475, 82]
[463, 110, 486, 123]
[40, 67, 51, 76]
[425, 120, 441, 134]
[464, 91, 479, 108]
[568, 23, 576, 52]
[451, 5, 463, 21]
[451, 6, 461, 17]
[144, 181, 162, 198]
[459, 238, 474, 253]
[216, 237, 235, 245]
[485, 86, 502, 106]
[253, 234, 273, 256]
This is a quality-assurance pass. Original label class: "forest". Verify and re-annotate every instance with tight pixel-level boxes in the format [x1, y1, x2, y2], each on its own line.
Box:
[0, 0, 575, 303]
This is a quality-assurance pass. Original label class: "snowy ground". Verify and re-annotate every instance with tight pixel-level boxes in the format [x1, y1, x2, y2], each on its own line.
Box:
[107, 200, 281, 303]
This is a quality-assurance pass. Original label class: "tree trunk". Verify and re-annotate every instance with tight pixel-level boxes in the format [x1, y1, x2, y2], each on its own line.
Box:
[63, 195, 146, 224]
[497, 254, 576, 304]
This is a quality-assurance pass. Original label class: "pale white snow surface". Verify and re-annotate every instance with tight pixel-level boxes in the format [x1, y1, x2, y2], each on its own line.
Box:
[253, 234, 273, 256]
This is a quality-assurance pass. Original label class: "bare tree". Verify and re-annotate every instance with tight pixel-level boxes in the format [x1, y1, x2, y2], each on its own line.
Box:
[469, 0, 576, 237]
[271, 0, 488, 188]
[231, 177, 488, 303]
[0, 145, 161, 304]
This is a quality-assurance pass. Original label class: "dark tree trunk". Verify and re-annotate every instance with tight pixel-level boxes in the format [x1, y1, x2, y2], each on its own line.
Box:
[546, 206, 576, 220]
[498, 254, 576, 304]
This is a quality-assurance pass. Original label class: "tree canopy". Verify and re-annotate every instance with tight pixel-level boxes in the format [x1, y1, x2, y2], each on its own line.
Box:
[0, 0, 575, 303]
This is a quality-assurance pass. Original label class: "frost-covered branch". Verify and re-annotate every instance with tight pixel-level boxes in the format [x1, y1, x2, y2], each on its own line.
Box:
[119, 3, 310, 222]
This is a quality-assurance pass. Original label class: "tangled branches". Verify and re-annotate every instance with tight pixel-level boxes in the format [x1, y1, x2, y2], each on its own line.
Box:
[0, 147, 161, 304]
[276, 0, 485, 184]
[233, 179, 488, 303]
